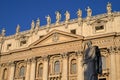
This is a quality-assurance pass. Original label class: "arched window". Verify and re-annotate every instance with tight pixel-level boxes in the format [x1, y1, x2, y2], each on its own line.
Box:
[71, 59, 77, 74]
[19, 66, 25, 77]
[3, 68, 7, 80]
[54, 61, 60, 73]
[38, 63, 43, 77]
[101, 56, 106, 69]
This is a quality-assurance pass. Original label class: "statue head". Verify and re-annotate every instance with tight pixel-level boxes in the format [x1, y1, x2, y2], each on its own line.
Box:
[86, 41, 92, 48]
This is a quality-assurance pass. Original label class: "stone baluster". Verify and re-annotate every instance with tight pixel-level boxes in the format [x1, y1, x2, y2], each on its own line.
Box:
[30, 57, 36, 80]
[77, 51, 84, 80]
[43, 56, 49, 80]
[61, 53, 68, 80]
[8, 61, 15, 80]
[25, 59, 31, 80]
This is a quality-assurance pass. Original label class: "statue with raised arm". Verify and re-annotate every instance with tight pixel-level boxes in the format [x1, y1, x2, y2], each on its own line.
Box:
[55, 11, 61, 23]
[16, 24, 20, 33]
[65, 11, 70, 21]
[77, 9, 82, 18]
[46, 15, 51, 25]
[82, 41, 102, 80]
[107, 2, 112, 14]
[87, 7, 92, 17]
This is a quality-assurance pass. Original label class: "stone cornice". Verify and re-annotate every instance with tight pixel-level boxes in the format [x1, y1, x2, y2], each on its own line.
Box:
[84, 32, 117, 40]
[2, 11, 120, 40]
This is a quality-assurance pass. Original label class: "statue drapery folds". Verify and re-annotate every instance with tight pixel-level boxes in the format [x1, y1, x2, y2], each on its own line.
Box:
[82, 41, 102, 80]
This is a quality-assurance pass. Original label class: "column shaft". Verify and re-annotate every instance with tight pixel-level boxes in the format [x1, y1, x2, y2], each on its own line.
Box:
[110, 54, 116, 80]
[77, 56, 83, 80]
[116, 54, 120, 80]
[25, 60, 31, 80]
[0, 66, 3, 80]
[30, 58, 36, 80]
[9, 62, 15, 80]
[43, 57, 48, 80]
[62, 54, 68, 80]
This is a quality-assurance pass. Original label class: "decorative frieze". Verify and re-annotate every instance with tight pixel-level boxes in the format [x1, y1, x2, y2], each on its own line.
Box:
[108, 46, 120, 54]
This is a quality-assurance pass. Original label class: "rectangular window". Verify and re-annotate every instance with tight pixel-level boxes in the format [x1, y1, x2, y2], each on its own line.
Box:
[95, 25, 104, 31]
[20, 40, 26, 46]
[71, 29, 76, 34]
[7, 44, 11, 50]
[39, 35, 44, 39]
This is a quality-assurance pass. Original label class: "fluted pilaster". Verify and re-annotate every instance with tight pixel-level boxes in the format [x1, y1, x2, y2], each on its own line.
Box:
[61, 53, 68, 80]
[30, 57, 36, 80]
[77, 51, 84, 80]
[25, 59, 31, 80]
[43, 56, 49, 80]
[8, 61, 15, 80]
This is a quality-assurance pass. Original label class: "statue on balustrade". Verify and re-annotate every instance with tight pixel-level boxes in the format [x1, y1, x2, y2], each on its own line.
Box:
[65, 11, 70, 21]
[107, 2, 112, 14]
[46, 15, 51, 25]
[82, 41, 102, 80]
[77, 9, 82, 18]
[16, 24, 20, 33]
[55, 11, 61, 23]
[86, 6, 92, 17]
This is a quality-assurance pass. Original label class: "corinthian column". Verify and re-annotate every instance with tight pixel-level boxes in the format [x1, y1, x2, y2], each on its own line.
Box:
[62, 53, 68, 80]
[115, 52, 120, 80]
[25, 59, 31, 80]
[77, 51, 84, 80]
[30, 57, 36, 80]
[43, 56, 49, 80]
[0, 64, 3, 80]
[9, 61, 15, 80]
[109, 50, 116, 80]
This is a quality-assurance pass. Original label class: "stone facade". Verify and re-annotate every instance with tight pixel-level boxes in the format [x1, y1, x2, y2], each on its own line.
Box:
[0, 3, 120, 80]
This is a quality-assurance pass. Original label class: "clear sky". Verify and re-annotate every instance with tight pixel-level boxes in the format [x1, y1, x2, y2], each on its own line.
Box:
[0, 0, 120, 36]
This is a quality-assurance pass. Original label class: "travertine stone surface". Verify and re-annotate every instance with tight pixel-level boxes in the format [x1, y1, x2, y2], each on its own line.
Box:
[0, 4, 120, 80]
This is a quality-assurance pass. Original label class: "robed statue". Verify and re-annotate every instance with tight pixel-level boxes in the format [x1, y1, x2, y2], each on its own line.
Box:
[46, 15, 51, 25]
[55, 11, 61, 23]
[82, 41, 102, 80]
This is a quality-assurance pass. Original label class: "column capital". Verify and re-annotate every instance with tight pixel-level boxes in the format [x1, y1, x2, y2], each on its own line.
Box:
[62, 52, 68, 59]
[25, 58, 31, 64]
[43, 55, 49, 61]
[77, 50, 83, 57]
[30, 57, 36, 63]
[108, 46, 120, 54]
[9, 61, 15, 66]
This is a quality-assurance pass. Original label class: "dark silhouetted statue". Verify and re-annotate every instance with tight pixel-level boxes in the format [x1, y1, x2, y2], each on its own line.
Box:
[82, 41, 102, 80]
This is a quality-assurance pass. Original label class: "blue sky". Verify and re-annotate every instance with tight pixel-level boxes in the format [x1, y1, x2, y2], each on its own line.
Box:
[0, 0, 120, 36]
